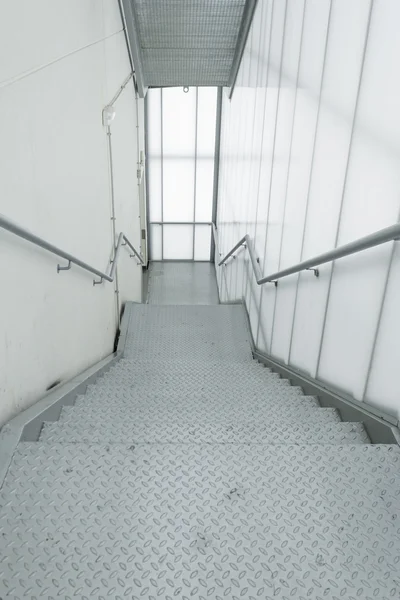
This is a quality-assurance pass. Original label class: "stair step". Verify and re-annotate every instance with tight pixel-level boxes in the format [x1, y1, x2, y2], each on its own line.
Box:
[54, 396, 331, 430]
[1, 442, 398, 600]
[81, 380, 305, 398]
[107, 357, 287, 378]
[99, 362, 301, 389]
[71, 391, 318, 412]
[39, 420, 369, 444]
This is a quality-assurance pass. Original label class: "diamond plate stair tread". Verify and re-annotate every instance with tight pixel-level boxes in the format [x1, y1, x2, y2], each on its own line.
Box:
[43, 395, 336, 432]
[82, 375, 305, 396]
[45, 406, 341, 440]
[99, 352, 292, 374]
[39, 421, 370, 444]
[1, 443, 399, 600]
[107, 357, 277, 375]
[49, 403, 341, 435]
[103, 361, 298, 388]
[64, 398, 322, 421]
[71, 387, 314, 408]
[56, 405, 341, 426]
[88, 365, 303, 393]
[77, 382, 308, 405]
[66, 394, 321, 416]
[71, 362, 310, 412]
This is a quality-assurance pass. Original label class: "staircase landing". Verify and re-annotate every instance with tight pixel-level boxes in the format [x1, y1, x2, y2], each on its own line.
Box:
[147, 261, 219, 305]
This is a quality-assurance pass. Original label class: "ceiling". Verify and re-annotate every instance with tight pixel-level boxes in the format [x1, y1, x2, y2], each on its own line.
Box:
[120, 0, 256, 95]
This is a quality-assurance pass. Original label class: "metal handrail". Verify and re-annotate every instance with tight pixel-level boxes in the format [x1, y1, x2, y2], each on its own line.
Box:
[214, 222, 400, 285]
[0, 213, 144, 286]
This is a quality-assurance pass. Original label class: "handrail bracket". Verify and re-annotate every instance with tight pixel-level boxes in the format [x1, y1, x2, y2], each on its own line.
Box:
[307, 268, 320, 278]
[57, 260, 72, 273]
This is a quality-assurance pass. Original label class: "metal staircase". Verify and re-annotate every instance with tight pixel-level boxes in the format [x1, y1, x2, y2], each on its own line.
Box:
[1, 303, 399, 599]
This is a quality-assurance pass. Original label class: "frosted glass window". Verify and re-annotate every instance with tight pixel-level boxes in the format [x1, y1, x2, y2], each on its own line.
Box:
[163, 158, 195, 222]
[150, 224, 162, 260]
[147, 86, 218, 260]
[195, 159, 214, 221]
[194, 225, 211, 261]
[197, 88, 217, 156]
[147, 89, 161, 156]
[163, 225, 193, 260]
[148, 158, 162, 222]
[163, 88, 196, 156]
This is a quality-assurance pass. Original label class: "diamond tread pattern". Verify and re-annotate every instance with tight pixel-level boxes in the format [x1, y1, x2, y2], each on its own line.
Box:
[147, 262, 219, 305]
[1, 304, 391, 600]
[40, 306, 349, 443]
[40, 420, 369, 444]
[1, 443, 399, 600]
[123, 305, 254, 362]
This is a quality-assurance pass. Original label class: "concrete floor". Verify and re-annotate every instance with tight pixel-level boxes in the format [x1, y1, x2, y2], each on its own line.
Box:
[146, 261, 219, 305]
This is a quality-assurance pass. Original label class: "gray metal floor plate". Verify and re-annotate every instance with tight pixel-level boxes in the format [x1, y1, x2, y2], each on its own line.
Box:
[124, 305, 252, 362]
[147, 262, 219, 305]
[1, 443, 399, 600]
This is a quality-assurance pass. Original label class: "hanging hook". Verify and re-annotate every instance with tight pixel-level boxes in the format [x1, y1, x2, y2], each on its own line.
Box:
[57, 260, 71, 273]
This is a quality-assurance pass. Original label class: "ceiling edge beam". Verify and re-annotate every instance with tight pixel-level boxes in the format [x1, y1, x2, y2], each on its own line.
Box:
[119, 0, 147, 98]
[226, 0, 259, 100]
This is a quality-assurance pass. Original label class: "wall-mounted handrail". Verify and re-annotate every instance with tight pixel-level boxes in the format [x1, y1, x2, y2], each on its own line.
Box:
[122, 234, 144, 265]
[214, 222, 400, 285]
[0, 213, 144, 285]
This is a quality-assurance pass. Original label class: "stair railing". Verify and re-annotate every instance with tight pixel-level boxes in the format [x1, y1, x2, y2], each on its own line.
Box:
[0, 213, 144, 286]
[212, 222, 400, 286]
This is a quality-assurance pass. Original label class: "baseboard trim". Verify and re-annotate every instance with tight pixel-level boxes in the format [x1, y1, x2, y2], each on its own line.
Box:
[0, 302, 134, 488]
[237, 300, 400, 445]
[240, 300, 400, 445]
[253, 348, 399, 445]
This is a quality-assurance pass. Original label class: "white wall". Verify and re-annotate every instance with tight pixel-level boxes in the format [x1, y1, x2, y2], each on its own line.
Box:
[0, 1, 143, 426]
[216, 0, 400, 422]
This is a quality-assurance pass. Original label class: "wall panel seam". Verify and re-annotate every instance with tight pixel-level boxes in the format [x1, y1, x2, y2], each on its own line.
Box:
[361, 241, 397, 402]
[254, 0, 276, 346]
[287, 0, 334, 365]
[247, 0, 268, 324]
[314, 0, 375, 379]
[270, 0, 307, 355]
[160, 89, 164, 260]
[255, 0, 288, 354]
[193, 87, 199, 260]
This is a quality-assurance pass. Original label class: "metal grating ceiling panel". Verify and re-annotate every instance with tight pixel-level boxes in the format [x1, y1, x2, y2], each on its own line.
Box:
[129, 0, 247, 87]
